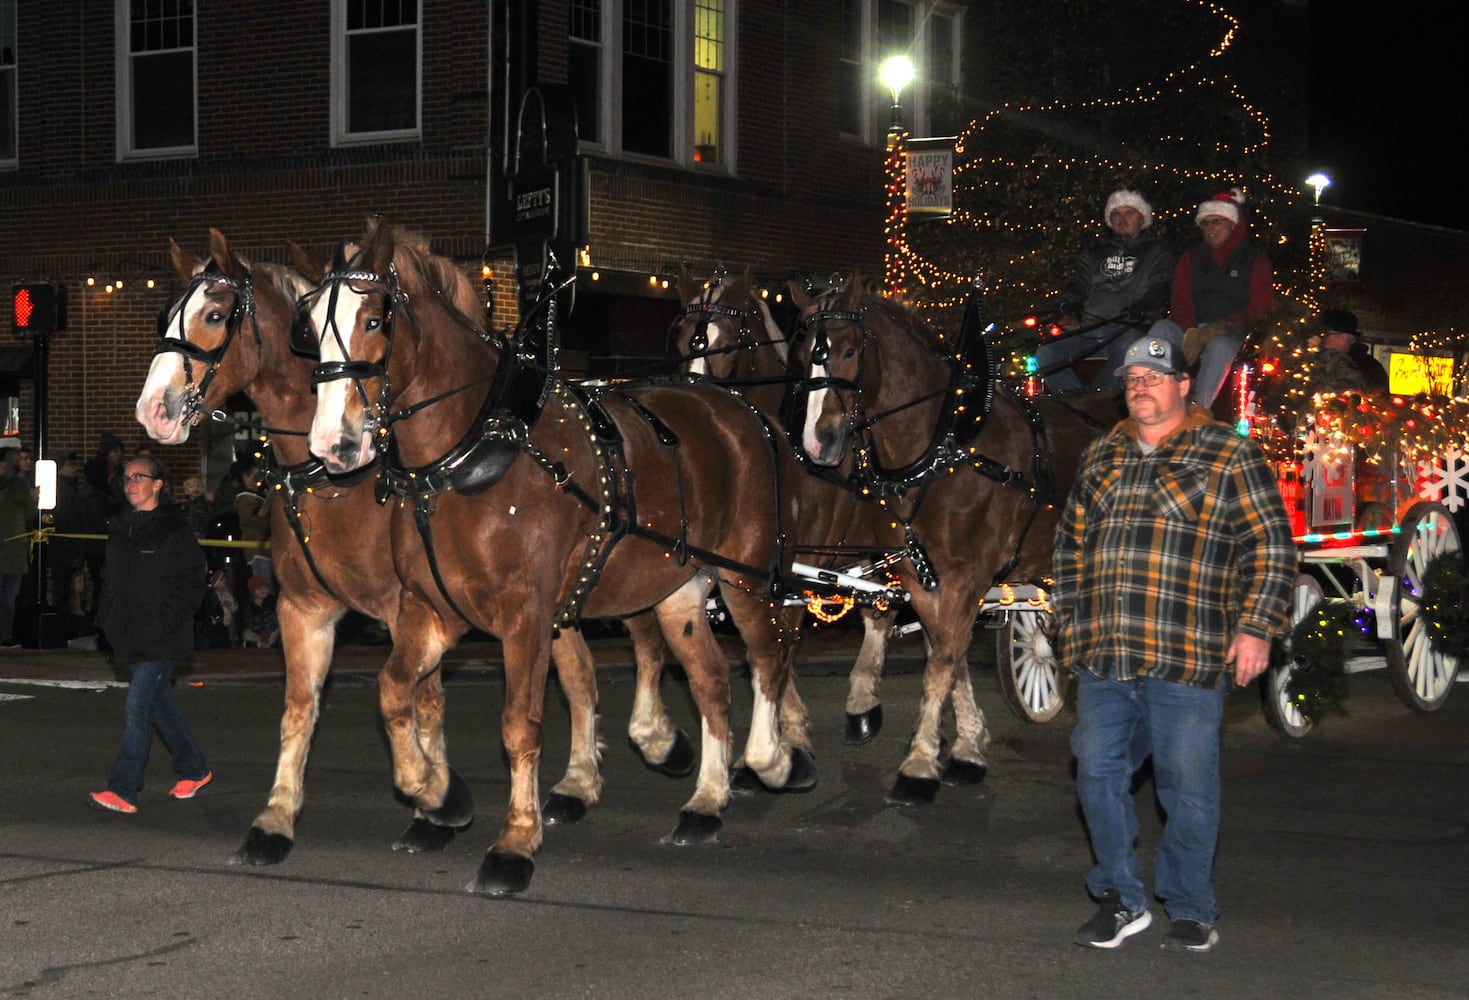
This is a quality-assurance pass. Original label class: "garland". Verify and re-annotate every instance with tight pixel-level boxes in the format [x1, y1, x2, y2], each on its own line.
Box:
[1419, 554, 1469, 663]
[1283, 602, 1354, 723]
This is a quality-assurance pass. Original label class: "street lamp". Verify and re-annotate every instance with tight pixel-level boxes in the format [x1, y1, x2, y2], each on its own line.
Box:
[879, 55, 915, 294]
[1306, 172, 1331, 206]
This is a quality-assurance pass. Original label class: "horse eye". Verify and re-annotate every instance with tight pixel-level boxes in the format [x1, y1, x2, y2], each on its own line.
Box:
[842, 346, 857, 360]
[205, 308, 227, 324]
[365, 317, 382, 332]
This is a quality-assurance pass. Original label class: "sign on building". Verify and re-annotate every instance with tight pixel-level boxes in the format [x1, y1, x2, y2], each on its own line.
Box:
[905, 137, 954, 223]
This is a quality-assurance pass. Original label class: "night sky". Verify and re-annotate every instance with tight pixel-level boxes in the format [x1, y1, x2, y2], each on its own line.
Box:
[1309, 12, 1464, 230]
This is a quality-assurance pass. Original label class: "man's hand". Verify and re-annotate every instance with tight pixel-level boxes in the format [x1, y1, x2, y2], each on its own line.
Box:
[1226, 633, 1273, 687]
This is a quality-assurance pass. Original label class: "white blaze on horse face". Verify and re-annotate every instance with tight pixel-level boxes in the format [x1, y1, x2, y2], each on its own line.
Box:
[306, 286, 374, 470]
[135, 292, 201, 445]
[801, 364, 832, 462]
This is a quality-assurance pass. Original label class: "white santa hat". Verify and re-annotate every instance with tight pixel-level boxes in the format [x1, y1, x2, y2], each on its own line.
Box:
[1195, 188, 1245, 225]
[1105, 190, 1154, 228]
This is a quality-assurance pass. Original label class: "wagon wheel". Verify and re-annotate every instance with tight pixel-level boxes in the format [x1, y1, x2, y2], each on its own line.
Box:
[1384, 501, 1463, 712]
[996, 609, 1069, 724]
[1260, 574, 1324, 738]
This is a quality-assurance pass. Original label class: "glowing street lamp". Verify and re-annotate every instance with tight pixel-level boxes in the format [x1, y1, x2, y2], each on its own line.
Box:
[1306, 172, 1332, 206]
[879, 54, 915, 294]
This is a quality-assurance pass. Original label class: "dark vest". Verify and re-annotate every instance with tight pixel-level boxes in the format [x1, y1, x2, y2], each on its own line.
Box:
[1187, 239, 1262, 324]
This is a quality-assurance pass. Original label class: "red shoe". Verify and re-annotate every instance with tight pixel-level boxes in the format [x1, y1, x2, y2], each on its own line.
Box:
[88, 790, 138, 814]
[169, 771, 213, 800]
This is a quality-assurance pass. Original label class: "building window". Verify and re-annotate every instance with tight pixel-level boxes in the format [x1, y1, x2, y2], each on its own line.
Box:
[570, 0, 734, 170]
[1, 0, 15, 163]
[116, 0, 196, 158]
[838, 0, 962, 143]
[333, 0, 420, 145]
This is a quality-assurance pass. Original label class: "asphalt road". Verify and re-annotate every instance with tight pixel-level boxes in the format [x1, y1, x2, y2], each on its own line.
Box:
[1, 644, 1466, 999]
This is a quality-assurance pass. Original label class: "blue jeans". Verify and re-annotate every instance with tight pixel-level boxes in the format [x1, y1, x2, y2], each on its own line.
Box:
[1071, 669, 1227, 925]
[1149, 318, 1242, 408]
[107, 660, 209, 805]
[1035, 323, 1139, 392]
[0, 572, 23, 641]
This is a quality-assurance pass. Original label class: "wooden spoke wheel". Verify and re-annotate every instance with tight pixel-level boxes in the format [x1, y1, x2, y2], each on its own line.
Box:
[1384, 502, 1462, 712]
[996, 609, 1069, 724]
[1260, 574, 1325, 739]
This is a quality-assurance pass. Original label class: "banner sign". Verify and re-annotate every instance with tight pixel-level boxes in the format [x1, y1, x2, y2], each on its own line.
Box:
[905, 137, 954, 222]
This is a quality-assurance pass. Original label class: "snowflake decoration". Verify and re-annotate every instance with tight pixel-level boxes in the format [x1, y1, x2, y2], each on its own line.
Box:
[1418, 447, 1469, 513]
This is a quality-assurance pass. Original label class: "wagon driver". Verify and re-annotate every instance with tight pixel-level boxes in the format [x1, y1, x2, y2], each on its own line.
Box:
[1052, 335, 1295, 952]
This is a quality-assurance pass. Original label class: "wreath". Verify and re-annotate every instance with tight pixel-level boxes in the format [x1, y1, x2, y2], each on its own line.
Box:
[1419, 554, 1469, 663]
[1283, 602, 1354, 723]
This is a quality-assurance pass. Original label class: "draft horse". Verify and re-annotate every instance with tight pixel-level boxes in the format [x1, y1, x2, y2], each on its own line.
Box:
[303, 222, 809, 895]
[133, 229, 646, 865]
[673, 268, 906, 745]
[788, 275, 1109, 803]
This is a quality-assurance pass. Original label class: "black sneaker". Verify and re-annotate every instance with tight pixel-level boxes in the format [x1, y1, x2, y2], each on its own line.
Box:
[1074, 891, 1152, 948]
[1161, 918, 1219, 953]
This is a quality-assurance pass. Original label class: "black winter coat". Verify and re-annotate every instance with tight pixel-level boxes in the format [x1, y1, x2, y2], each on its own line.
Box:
[96, 505, 206, 665]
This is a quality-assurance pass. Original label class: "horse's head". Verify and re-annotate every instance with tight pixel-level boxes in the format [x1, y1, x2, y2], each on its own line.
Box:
[788, 273, 872, 466]
[672, 266, 785, 381]
[303, 222, 405, 473]
[136, 228, 314, 445]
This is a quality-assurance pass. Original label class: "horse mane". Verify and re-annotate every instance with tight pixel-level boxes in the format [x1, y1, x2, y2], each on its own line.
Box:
[256, 259, 315, 304]
[362, 220, 482, 325]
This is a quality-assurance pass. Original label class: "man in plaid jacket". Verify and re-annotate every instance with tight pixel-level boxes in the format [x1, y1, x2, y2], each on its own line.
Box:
[1053, 335, 1295, 953]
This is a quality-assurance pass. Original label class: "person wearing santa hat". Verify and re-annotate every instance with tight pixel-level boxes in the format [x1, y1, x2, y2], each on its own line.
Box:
[1035, 189, 1176, 392]
[1156, 188, 1275, 409]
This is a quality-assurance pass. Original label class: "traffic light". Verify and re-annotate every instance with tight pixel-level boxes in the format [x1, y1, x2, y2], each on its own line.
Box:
[12, 282, 68, 337]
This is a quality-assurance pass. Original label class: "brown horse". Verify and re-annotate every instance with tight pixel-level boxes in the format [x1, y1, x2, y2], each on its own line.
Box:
[132, 229, 651, 865]
[302, 221, 807, 895]
[788, 275, 1111, 803]
[673, 268, 907, 746]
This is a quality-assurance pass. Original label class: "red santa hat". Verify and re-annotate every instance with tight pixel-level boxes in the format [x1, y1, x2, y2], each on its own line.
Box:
[1195, 188, 1245, 225]
[1104, 189, 1154, 229]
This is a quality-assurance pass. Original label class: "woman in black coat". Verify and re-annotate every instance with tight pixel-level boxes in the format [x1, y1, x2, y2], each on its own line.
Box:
[88, 456, 213, 814]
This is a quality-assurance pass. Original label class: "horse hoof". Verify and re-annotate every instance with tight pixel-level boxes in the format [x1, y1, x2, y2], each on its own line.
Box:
[885, 773, 941, 806]
[729, 765, 764, 796]
[663, 810, 721, 846]
[941, 758, 988, 786]
[542, 792, 589, 825]
[467, 850, 535, 896]
[639, 729, 696, 778]
[229, 826, 293, 866]
[393, 817, 457, 853]
[780, 748, 819, 793]
[843, 706, 883, 745]
[421, 768, 474, 830]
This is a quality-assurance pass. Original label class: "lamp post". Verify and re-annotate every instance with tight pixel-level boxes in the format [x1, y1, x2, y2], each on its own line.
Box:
[879, 55, 915, 294]
[1304, 173, 1333, 313]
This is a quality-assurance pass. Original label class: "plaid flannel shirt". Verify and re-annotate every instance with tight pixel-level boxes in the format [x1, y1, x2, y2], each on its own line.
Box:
[1051, 406, 1296, 688]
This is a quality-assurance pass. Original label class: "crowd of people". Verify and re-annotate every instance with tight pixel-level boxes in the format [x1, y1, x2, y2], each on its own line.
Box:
[0, 433, 276, 652]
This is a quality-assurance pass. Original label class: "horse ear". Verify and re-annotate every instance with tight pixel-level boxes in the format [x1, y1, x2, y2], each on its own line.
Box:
[840, 272, 864, 309]
[366, 222, 395, 275]
[787, 281, 814, 313]
[677, 264, 698, 302]
[208, 227, 244, 280]
[168, 239, 200, 282]
[287, 241, 326, 283]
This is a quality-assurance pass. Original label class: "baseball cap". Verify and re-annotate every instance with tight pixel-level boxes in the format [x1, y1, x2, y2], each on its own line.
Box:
[1114, 336, 1186, 377]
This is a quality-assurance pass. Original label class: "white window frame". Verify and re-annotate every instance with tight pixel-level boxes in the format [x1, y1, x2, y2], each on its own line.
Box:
[114, 0, 198, 161]
[575, 0, 738, 174]
[1, 0, 16, 167]
[840, 0, 963, 145]
[330, 0, 422, 147]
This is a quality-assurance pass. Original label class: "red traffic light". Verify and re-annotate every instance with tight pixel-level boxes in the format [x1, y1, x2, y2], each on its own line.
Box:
[12, 282, 67, 337]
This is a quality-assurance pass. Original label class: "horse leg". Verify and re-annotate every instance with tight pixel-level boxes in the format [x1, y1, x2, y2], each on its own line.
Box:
[941, 654, 991, 786]
[624, 609, 696, 777]
[542, 627, 604, 825]
[650, 575, 733, 846]
[887, 587, 976, 806]
[722, 585, 814, 793]
[844, 606, 893, 744]
[376, 597, 470, 838]
[231, 595, 341, 865]
[469, 615, 555, 895]
[392, 663, 475, 852]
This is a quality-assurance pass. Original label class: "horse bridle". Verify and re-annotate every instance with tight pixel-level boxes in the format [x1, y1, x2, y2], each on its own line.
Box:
[795, 302, 874, 433]
[301, 259, 405, 444]
[153, 261, 256, 426]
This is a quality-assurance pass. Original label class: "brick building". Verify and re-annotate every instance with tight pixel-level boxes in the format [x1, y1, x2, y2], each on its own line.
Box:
[1, 0, 970, 486]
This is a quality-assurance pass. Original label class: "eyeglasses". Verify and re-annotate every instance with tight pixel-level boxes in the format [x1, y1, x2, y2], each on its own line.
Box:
[123, 473, 160, 485]
[1120, 372, 1173, 390]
